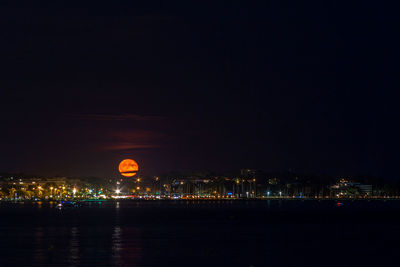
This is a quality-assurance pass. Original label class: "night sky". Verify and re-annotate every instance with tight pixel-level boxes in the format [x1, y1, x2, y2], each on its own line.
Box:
[0, 1, 397, 178]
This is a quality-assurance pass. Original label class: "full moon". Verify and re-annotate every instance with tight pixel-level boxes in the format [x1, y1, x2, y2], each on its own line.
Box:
[118, 159, 139, 177]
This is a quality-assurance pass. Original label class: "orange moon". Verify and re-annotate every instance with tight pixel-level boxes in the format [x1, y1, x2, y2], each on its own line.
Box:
[118, 159, 139, 177]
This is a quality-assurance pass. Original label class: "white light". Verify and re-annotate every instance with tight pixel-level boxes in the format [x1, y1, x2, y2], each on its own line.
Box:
[116, 189, 121, 194]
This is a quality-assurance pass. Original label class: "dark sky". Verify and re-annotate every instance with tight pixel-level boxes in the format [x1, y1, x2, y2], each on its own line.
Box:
[0, 1, 398, 178]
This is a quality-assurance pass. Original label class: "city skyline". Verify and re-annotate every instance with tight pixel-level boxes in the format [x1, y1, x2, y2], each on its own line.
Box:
[1, 168, 395, 200]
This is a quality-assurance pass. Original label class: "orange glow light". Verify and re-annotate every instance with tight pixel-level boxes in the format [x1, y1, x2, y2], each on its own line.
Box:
[119, 159, 139, 177]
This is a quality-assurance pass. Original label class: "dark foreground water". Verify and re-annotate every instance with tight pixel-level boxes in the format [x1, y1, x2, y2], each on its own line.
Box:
[1, 200, 400, 267]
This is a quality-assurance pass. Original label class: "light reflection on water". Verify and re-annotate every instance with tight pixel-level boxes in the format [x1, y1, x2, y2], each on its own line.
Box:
[1, 200, 400, 266]
[112, 201, 142, 266]
[33, 227, 45, 264]
[69, 227, 79, 266]
[112, 226, 121, 265]
[113, 201, 122, 265]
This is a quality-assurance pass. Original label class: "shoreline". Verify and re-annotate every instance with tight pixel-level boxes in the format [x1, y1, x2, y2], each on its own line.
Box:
[1, 197, 400, 203]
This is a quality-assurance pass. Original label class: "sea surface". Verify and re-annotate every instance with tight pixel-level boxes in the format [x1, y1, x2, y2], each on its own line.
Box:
[0, 200, 399, 267]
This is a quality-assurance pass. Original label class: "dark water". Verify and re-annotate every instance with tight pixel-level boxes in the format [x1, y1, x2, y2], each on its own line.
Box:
[1, 200, 399, 266]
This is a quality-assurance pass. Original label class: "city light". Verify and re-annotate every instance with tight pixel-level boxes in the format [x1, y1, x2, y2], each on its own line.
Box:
[0, 175, 384, 200]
